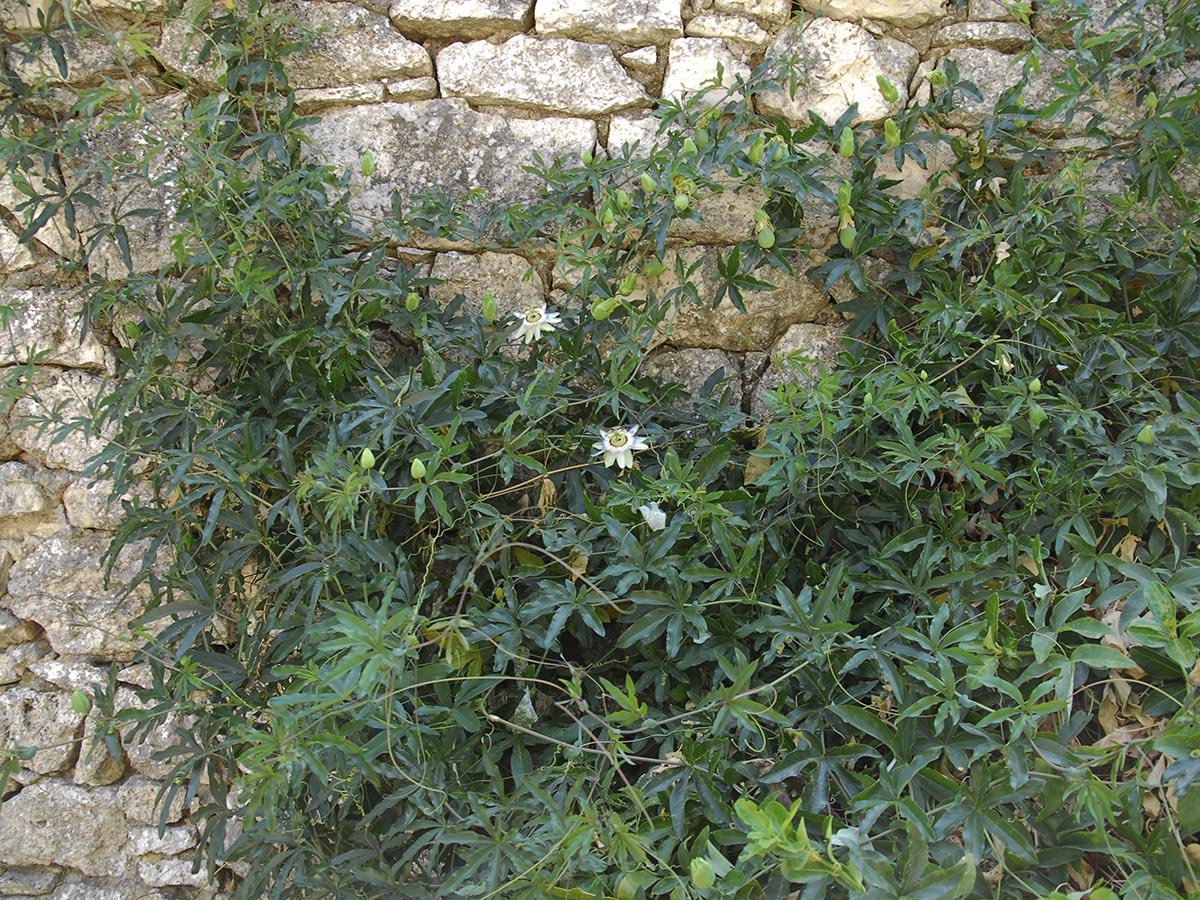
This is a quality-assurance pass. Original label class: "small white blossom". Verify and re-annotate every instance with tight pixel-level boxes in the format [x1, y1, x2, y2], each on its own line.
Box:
[638, 501, 667, 531]
[995, 240, 1011, 263]
[592, 425, 649, 470]
[510, 304, 562, 345]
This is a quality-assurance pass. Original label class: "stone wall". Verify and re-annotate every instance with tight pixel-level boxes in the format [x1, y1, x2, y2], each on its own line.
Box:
[0, 0, 1103, 896]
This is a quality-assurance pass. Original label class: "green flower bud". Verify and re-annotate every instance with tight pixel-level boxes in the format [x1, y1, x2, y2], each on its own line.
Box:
[674, 193, 691, 211]
[618, 272, 637, 295]
[360, 447, 376, 470]
[601, 208, 616, 227]
[690, 858, 716, 891]
[591, 296, 621, 320]
[640, 172, 657, 194]
[757, 227, 775, 249]
[682, 137, 698, 156]
[642, 259, 667, 278]
[615, 188, 631, 210]
[70, 690, 92, 715]
[1028, 377, 1041, 394]
[926, 68, 947, 87]
[884, 118, 901, 149]
[839, 224, 857, 250]
[410, 457, 426, 479]
[877, 75, 900, 103]
[838, 126, 855, 158]
[360, 152, 375, 177]
[837, 180, 853, 213]
[405, 292, 420, 312]
[581, 149, 594, 165]
[482, 292, 496, 322]
[1027, 401, 1047, 429]
[747, 134, 765, 164]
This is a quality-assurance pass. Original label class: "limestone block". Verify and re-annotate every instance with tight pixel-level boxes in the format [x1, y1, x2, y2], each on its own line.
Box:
[662, 37, 750, 106]
[74, 713, 126, 786]
[0, 288, 109, 370]
[643, 348, 742, 407]
[430, 252, 544, 319]
[877, 140, 957, 200]
[0, 688, 84, 775]
[27, 659, 107, 693]
[137, 858, 207, 888]
[0, 171, 75, 260]
[535, 0, 684, 46]
[757, 19, 918, 125]
[0, 866, 60, 895]
[0, 0, 59, 29]
[0, 608, 41, 650]
[155, 15, 225, 87]
[0, 640, 51, 685]
[115, 687, 193, 779]
[10, 371, 111, 471]
[613, 248, 835, 351]
[303, 99, 596, 231]
[46, 883, 171, 900]
[128, 825, 198, 856]
[63, 475, 150, 531]
[934, 20, 1031, 52]
[933, 48, 1067, 129]
[794, 0, 946, 26]
[620, 46, 658, 72]
[117, 775, 186, 826]
[389, 0, 531, 39]
[685, 14, 771, 52]
[713, 0, 790, 25]
[0, 462, 50, 519]
[440, 36, 649, 116]
[970, 0, 1016, 18]
[5, 533, 154, 660]
[0, 225, 35, 273]
[278, 1, 430, 90]
[67, 93, 186, 279]
[4, 29, 144, 87]
[0, 779, 127, 872]
[750, 322, 847, 415]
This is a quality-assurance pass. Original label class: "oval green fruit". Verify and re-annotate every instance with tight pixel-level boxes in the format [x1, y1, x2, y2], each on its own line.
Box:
[405, 292, 420, 312]
[360, 448, 376, 470]
[674, 193, 690, 211]
[690, 858, 716, 891]
[839, 224, 857, 250]
[640, 172, 656, 194]
[757, 227, 776, 249]
[838, 126, 855, 158]
[410, 457, 427, 479]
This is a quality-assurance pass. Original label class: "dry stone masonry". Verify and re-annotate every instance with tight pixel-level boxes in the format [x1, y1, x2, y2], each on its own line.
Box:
[0, 0, 1139, 896]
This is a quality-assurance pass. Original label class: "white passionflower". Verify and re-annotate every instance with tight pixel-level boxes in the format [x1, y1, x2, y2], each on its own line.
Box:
[592, 425, 649, 470]
[995, 240, 1012, 263]
[638, 501, 667, 531]
[510, 304, 562, 345]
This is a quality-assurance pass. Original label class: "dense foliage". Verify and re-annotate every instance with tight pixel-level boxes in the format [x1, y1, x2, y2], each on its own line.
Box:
[4, 0, 1200, 898]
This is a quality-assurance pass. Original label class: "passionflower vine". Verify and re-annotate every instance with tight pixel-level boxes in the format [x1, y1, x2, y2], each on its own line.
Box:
[510, 304, 562, 345]
[592, 425, 648, 470]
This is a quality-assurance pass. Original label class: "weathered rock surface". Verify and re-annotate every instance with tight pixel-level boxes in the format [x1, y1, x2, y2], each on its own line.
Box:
[10, 371, 111, 471]
[4, 29, 142, 87]
[440, 36, 649, 115]
[0, 462, 50, 519]
[536, 0, 683, 46]
[137, 858, 207, 888]
[389, 0, 532, 39]
[6, 533, 153, 660]
[662, 37, 751, 105]
[0, 640, 51, 686]
[0, 225, 35, 273]
[750, 322, 847, 414]
[0, 866, 60, 896]
[933, 20, 1032, 52]
[685, 14, 771, 52]
[0, 289, 108, 371]
[794, 0, 946, 26]
[304, 99, 595, 231]
[0, 608, 41, 650]
[0, 781, 126, 876]
[46, 884, 171, 900]
[280, 1, 431, 89]
[117, 775, 186, 826]
[67, 94, 185, 278]
[0, 171, 76, 260]
[713, 0, 790, 25]
[63, 476, 148, 531]
[128, 825, 198, 857]
[643, 348, 743, 407]
[758, 19, 917, 124]
[0, 688, 84, 775]
[933, 48, 1067, 129]
[430, 252, 544, 318]
[74, 713, 127, 787]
